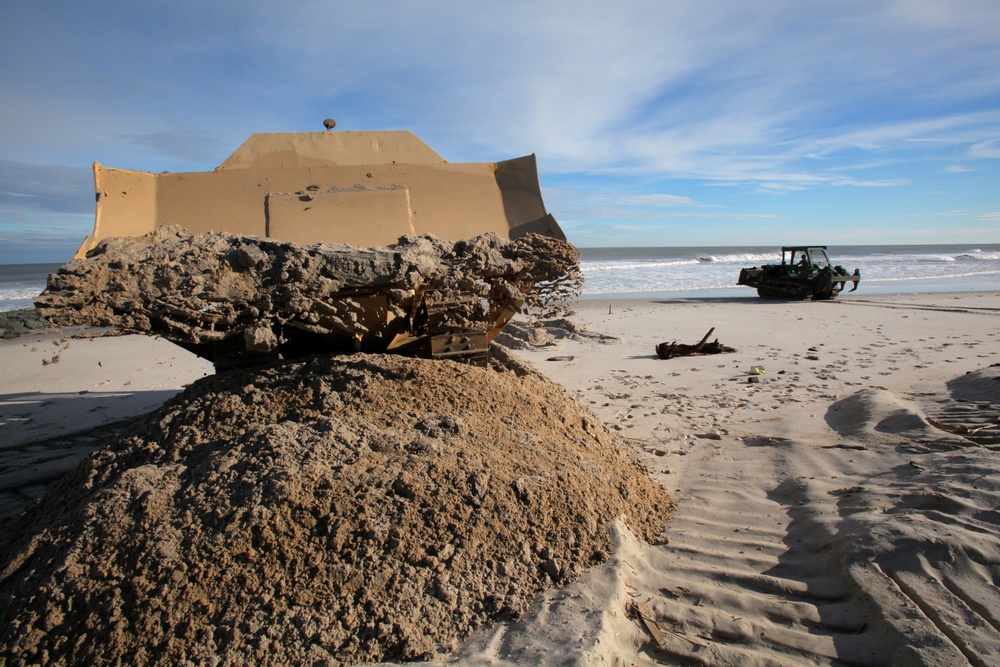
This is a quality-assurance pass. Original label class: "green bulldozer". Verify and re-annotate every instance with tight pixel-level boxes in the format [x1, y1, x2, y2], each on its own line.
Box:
[737, 246, 860, 299]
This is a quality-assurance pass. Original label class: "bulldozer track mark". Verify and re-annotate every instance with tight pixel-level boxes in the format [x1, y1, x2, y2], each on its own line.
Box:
[887, 569, 997, 667]
[649, 447, 889, 665]
[839, 299, 1000, 316]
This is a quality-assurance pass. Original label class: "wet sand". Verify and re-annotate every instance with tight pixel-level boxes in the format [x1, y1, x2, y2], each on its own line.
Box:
[0, 331, 213, 518]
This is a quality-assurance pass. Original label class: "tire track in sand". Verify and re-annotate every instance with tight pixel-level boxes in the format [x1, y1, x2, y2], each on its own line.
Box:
[632, 436, 894, 666]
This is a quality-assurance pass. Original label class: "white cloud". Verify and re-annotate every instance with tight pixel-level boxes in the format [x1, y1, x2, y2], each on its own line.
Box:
[216, 0, 1000, 185]
[970, 139, 1000, 159]
[614, 194, 701, 208]
[829, 177, 911, 188]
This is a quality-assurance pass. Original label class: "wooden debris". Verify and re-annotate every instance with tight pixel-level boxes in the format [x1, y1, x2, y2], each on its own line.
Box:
[629, 601, 708, 649]
[656, 327, 735, 360]
[630, 601, 668, 648]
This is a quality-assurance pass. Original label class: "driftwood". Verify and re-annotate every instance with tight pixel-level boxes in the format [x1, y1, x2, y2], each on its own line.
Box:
[655, 327, 735, 360]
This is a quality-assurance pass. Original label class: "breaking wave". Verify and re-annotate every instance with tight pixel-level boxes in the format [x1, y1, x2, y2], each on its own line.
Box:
[578, 245, 1000, 297]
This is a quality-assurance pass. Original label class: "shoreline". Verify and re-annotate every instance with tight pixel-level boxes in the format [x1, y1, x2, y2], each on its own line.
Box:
[5, 284, 1000, 315]
[576, 283, 1000, 300]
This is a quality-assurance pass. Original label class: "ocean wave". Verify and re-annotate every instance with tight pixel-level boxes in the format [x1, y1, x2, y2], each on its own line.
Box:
[578, 251, 1000, 296]
[956, 252, 1000, 261]
[581, 259, 701, 272]
[865, 268, 1000, 282]
[837, 252, 958, 264]
[694, 253, 777, 264]
[0, 286, 44, 301]
[839, 250, 1000, 264]
[582, 281, 738, 295]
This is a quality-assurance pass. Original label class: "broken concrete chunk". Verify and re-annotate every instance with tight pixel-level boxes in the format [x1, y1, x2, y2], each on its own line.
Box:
[35, 226, 582, 369]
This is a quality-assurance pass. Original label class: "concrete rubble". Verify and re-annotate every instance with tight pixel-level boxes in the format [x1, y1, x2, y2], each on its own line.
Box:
[37, 226, 583, 367]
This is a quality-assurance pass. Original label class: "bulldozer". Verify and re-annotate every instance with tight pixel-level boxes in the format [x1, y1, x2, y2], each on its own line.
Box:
[737, 246, 860, 300]
[39, 124, 579, 368]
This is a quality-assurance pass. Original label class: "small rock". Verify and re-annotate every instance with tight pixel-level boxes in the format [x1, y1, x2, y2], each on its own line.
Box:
[468, 471, 490, 506]
[244, 326, 277, 353]
[391, 474, 416, 499]
[437, 543, 455, 562]
[511, 477, 532, 504]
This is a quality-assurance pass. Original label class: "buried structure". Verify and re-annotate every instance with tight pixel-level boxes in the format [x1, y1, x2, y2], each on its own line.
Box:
[36, 226, 582, 368]
[38, 125, 582, 367]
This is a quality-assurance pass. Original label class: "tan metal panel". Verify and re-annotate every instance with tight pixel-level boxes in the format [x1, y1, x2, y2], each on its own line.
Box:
[93, 164, 157, 235]
[154, 171, 268, 237]
[266, 187, 414, 247]
[77, 130, 565, 258]
[217, 131, 445, 169]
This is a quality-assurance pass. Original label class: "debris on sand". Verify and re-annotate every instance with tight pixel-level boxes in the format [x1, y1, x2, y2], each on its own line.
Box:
[0, 353, 671, 665]
[655, 327, 735, 360]
[35, 226, 583, 367]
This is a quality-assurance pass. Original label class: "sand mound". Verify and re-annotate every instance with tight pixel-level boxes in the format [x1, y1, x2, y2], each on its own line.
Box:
[825, 388, 954, 443]
[0, 353, 670, 665]
[948, 364, 1000, 403]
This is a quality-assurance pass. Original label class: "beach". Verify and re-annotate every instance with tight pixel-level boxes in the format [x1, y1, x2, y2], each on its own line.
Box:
[2, 290, 999, 664]
[473, 291, 1000, 665]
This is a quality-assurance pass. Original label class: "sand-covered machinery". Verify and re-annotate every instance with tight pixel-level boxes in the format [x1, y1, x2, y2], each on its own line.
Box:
[38, 126, 581, 367]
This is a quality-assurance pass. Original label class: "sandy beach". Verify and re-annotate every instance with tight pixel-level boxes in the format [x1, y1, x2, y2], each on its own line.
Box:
[2, 290, 999, 664]
[0, 329, 214, 519]
[475, 291, 1000, 665]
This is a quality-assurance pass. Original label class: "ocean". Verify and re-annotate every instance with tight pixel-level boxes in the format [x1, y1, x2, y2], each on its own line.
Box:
[0, 263, 63, 312]
[578, 244, 1000, 299]
[2, 244, 999, 311]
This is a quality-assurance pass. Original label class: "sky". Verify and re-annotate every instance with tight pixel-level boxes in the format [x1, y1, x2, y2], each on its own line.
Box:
[1, 0, 998, 263]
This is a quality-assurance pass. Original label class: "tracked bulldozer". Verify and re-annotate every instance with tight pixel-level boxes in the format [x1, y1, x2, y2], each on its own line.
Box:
[737, 246, 860, 300]
[39, 126, 580, 368]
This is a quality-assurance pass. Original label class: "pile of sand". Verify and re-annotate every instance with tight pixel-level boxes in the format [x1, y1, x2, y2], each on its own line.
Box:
[0, 352, 670, 665]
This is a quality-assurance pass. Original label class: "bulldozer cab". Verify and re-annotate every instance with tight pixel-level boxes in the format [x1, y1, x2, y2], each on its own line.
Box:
[783, 246, 830, 271]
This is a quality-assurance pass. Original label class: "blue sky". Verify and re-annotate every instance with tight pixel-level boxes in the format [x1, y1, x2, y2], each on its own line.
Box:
[1, 0, 998, 262]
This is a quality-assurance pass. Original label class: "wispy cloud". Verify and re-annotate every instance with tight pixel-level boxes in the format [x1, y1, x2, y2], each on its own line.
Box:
[118, 127, 230, 165]
[970, 139, 1000, 159]
[0, 160, 92, 214]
